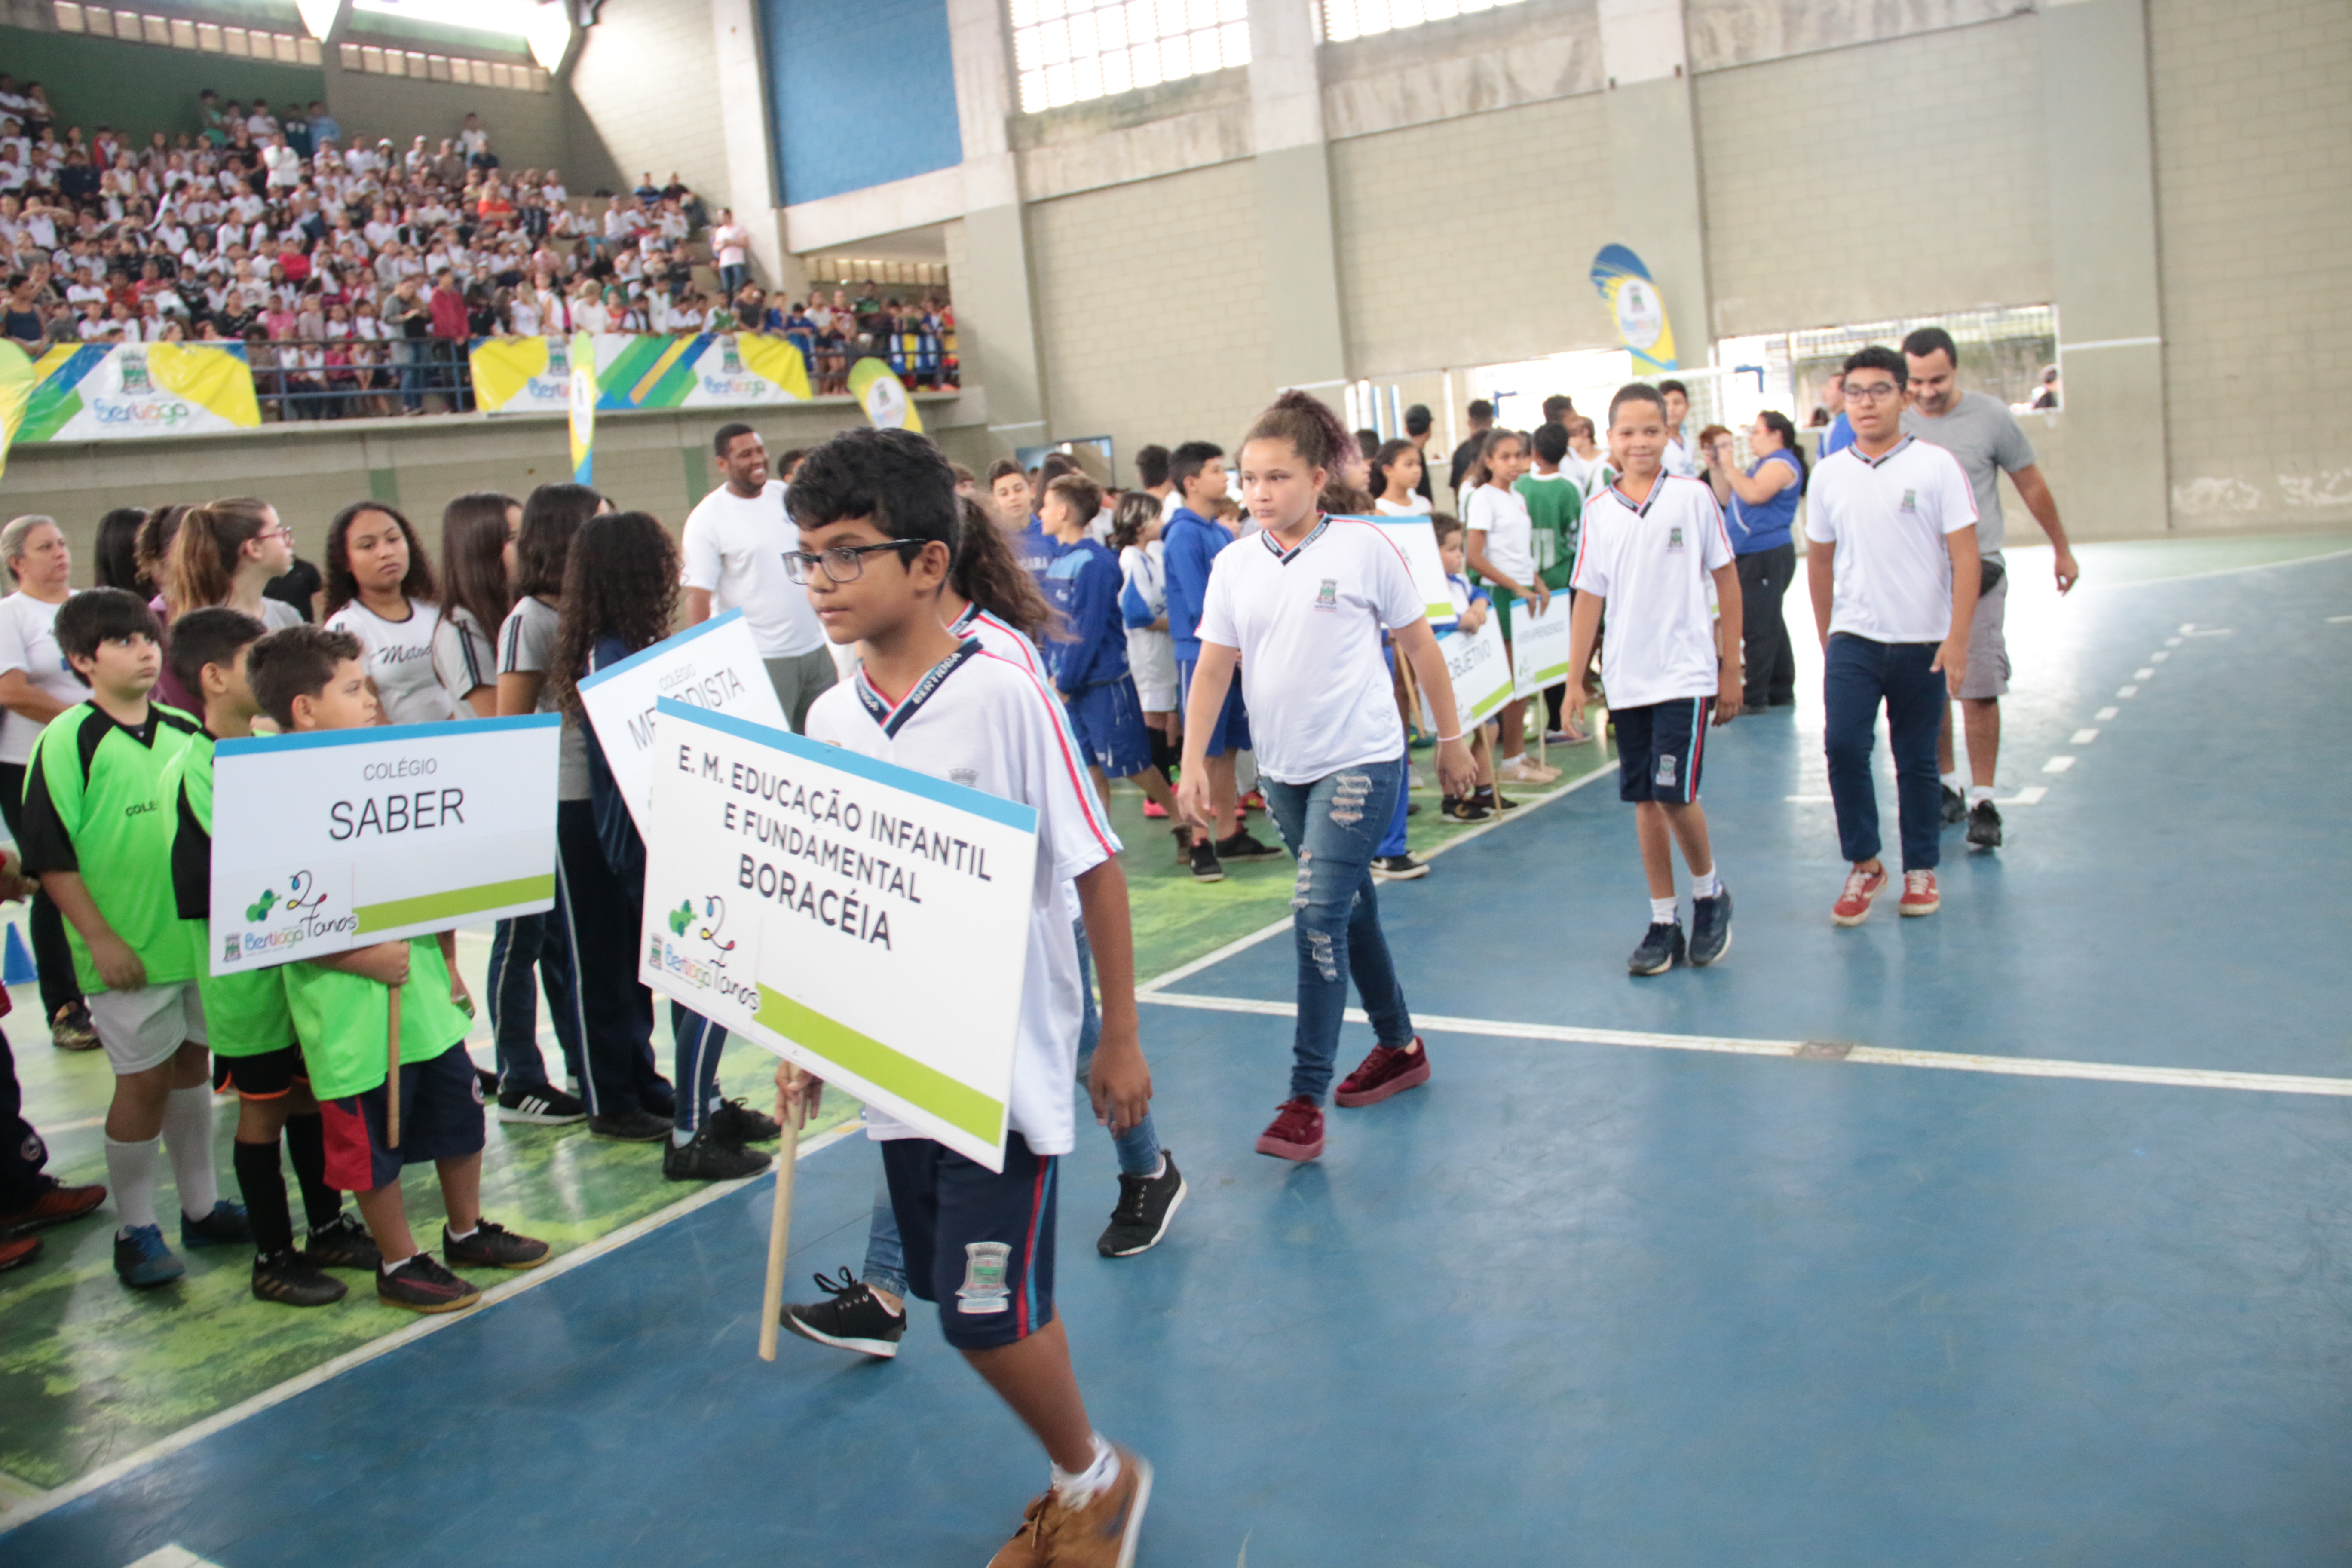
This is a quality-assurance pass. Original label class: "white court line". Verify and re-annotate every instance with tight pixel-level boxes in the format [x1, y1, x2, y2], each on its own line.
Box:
[1137, 753, 1618, 995]
[2165, 637, 2181, 646]
[2133, 667, 2156, 680]
[2095, 706, 2119, 720]
[2151, 651, 2169, 662]
[2043, 756, 2076, 773]
[1136, 992, 2352, 1099]
[2070, 729, 2099, 744]
[2329, 615, 2352, 624]
[2117, 686, 2138, 698]
[0, 1121, 861, 1535]
[2111, 545, 2352, 588]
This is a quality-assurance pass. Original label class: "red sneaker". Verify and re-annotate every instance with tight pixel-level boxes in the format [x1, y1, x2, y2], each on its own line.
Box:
[1831, 865, 1889, 926]
[1898, 869, 1940, 916]
[1253, 1098, 1324, 1161]
[1241, 790, 1266, 813]
[1334, 1037, 1430, 1107]
[0, 1178, 107, 1232]
[0, 1232, 40, 1272]
[1142, 799, 1168, 819]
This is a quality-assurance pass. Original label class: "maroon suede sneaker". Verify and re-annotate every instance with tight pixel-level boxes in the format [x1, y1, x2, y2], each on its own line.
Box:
[1333, 1037, 1430, 1108]
[1253, 1098, 1324, 1161]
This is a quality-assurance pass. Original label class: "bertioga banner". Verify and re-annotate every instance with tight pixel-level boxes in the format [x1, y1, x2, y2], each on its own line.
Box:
[4, 342, 260, 460]
[472, 332, 815, 416]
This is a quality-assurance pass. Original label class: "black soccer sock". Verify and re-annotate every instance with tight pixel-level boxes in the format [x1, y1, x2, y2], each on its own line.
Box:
[232, 1136, 296, 1258]
[1149, 726, 1180, 779]
[282, 1113, 343, 1230]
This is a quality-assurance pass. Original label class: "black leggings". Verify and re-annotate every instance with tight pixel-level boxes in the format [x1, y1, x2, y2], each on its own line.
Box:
[0, 760, 81, 1020]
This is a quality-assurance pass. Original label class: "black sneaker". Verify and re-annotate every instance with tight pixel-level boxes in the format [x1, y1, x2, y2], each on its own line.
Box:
[252, 1247, 348, 1307]
[1473, 787, 1520, 813]
[1440, 795, 1490, 822]
[1370, 854, 1428, 882]
[1689, 888, 1733, 967]
[377, 1252, 481, 1313]
[443, 1218, 550, 1271]
[1188, 838, 1226, 883]
[1098, 1152, 1187, 1257]
[1216, 830, 1283, 861]
[1628, 921, 1685, 976]
[782, 1267, 907, 1358]
[1967, 799, 2003, 850]
[1940, 784, 1967, 826]
[180, 1200, 253, 1249]
[497, 1081, 588, 1125]
[588, 1108, 672, 1142]
[710, 1097, 781, 1143]
[662, 1123, 771, 1182]
[304, 1211, 383, 1272]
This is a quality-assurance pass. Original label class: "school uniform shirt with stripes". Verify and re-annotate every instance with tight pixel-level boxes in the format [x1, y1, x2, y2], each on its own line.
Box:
[802, 641, 1121, 1158]
[429, 604, 495, 712]
[498, 595, 594, 800]
[1194, 515, 1425, 784]
[324, 597, 458, 726]
[1568, 475, 1735, 710]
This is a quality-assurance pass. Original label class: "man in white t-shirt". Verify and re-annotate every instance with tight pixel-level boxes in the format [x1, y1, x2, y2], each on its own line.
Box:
[708, 208, 751, 303]
[1804, 346, 1981, 928]
[682, 423, 835, 729]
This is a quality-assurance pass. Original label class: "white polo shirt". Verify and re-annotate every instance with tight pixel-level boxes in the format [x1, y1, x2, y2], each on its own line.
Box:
[1195, 515, 1424, 784]
[804, 643, 1120, 1158]
[681, 479, 824, 660]
[1569, 475, 1734, 710]
[1804, 436, 1978, 644]
[1464, 482, 1536, 588]
[949, 602, 1045, 680]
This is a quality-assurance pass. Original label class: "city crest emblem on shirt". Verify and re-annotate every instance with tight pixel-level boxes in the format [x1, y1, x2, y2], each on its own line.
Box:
[1315, 578, 1338, 609]
[1667, 525, 1684, 551]
[1900, 488, 1919, 513]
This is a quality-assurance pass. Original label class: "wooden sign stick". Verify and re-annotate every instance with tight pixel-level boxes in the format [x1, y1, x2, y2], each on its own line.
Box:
[385, 983, 403, 1147]
[757, 1072, 810, 1361]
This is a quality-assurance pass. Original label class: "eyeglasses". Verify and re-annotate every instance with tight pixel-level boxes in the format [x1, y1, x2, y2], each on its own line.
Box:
[781, 540, 922, 585]
[1843, 381, 1903, 404]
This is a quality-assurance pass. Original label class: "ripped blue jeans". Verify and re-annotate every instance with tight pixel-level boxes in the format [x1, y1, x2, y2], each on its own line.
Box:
[1262, 756, 1415, 1103]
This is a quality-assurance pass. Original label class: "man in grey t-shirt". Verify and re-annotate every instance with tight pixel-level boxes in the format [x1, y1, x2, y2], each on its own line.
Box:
[1901, 326, 2080, 851]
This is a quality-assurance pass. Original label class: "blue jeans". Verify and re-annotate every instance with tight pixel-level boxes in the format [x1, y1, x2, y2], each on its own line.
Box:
[1823, 632, 1946, 872]
[486, 910, 584, 1094]
[1263, 757, 1414, 1103]
[862, 916, 1161, 1296]
[393, 340, 425, 412]
[1377, 649, 1409, 858]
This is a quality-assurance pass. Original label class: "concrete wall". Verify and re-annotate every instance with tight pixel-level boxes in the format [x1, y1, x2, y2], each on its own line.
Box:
[1025, 159, 1271, 479]
[2149, 0, 2352, 527]
[567, 0, 731, 207]
[765, 0, 961, 205]
[1694, 12, 2052, 339]
[323, 69, 570, 176]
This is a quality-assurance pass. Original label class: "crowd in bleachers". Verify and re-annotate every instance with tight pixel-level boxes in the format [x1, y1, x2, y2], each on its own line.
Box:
[0, 77, 956, 417]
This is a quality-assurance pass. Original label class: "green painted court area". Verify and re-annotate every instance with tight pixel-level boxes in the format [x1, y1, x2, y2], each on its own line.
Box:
[0, 728, 1614, 1496]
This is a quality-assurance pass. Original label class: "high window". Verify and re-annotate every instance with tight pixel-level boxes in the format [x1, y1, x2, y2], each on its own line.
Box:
[1010, 0, 1250, 113]
[1320, 0, 1526, 44]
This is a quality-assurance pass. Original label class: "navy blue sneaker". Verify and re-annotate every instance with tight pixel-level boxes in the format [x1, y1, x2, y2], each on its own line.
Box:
[1689, 888, 1733, 966]
[1627, 922, 1684, 976]
[114, 1223, 186, 1288]
[180, 1200, 253, 1249]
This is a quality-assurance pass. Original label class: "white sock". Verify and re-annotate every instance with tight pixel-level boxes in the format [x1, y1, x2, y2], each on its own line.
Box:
[1051, 1433, 1120, 1505]
[1969, 784, 1994, 806]
[1148, 1152, 1167, 1179]
[104, 1133, 162, 1233]
[162, 1084, 219, 1220]
[1690, 867, 1722, 900]
[447, 1224, 478, 1241]
[382, 1251, 420, 1274]
[1940, 770, 1962, 791]
[672, 1127, 694, 1147]
[1649, 896, 1678, 926]
[1501, 753, 1525, 769]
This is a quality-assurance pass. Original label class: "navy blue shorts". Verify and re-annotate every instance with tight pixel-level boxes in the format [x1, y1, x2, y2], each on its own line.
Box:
[320, 1044, 486, 1193]
[1614, 696, 1714, 805]
[213, 1043, 308, 1100]
[1063, 679, 1153, 778]
[880, 1133, 1058, 1350]
[1176, 656, 1251, 758]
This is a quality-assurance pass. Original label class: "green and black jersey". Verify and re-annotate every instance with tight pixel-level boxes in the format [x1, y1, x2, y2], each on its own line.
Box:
[287, 938, 470, 1101]
[163, 729, 295, 1058]
[19, 700, 203, 995]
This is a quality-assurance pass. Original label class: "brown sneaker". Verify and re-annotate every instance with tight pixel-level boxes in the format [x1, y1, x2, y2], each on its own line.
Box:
[0, 1177, 107, 1232]
[0, 1231, 40, 1271]
[992, 1446, 1152, 1568]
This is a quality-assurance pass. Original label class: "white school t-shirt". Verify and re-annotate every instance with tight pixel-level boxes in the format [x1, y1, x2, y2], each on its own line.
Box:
[429, 604, 496, 712]
[1569, 475, 1735, 710]
[497, 595, 594, 801]
[1803, 436, 1979, 645]
[0, 591, 84, 765]
[1464, 483, 1536, 588]
[1195, 516, 1424, 784]
[1374, 495, 1432, 516]
[949, 602, 1045, 679]
[325, 597, 459, 725]
[680, 479, 824, 659]
[804, 645, 1120, 1158]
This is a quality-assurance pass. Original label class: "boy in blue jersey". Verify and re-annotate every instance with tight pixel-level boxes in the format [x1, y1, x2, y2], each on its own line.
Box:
[1161, 441, 1278, 882]
[1038, 473, 1181, 826]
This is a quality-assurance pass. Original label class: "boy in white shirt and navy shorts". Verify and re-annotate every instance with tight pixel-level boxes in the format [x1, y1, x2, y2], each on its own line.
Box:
[781, 427, 1155, 1567]
[1565, 384, 1743, 976]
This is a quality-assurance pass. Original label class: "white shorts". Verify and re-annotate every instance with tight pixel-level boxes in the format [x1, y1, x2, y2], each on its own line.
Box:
[88, 982, 209, 1075]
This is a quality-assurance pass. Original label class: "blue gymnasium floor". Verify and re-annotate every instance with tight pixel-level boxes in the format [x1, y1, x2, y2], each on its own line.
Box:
[4, 541, 2350, 1568]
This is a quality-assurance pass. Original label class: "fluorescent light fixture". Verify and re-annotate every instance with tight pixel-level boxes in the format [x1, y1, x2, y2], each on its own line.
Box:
[296, 0, 344, 40]
[352, 0, 541, 38]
